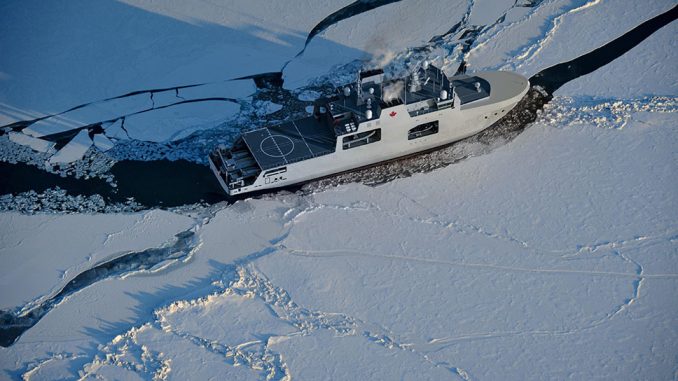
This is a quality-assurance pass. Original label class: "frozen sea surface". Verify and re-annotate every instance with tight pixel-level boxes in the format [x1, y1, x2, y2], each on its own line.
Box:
[0, 0, 677, 379]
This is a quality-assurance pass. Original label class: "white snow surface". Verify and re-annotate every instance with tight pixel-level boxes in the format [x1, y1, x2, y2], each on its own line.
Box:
[122, 100, 240, 142]
[3, 107, 676, 379]
[0, 210, 194, 309]
[467, 0, 676, 76]
[0, 0, 345, 122]
[556, 19, 678, 98]
[1, 0, 677, 380]
[283, 0, 470, 89]
[0, 0, 342, 146]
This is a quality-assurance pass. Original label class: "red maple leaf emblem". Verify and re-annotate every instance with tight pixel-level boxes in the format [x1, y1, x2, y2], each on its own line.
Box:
[389, 111, 397, 117]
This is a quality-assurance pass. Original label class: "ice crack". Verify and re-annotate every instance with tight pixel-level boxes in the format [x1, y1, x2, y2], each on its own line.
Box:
[0, 222, 204, 347]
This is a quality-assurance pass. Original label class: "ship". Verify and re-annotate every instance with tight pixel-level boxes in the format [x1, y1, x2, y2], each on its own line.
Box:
[209, 62, 529, 196]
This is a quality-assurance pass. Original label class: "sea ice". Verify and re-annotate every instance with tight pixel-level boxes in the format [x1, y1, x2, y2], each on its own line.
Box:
[48, 130, 93, 164]
[7, 132, 54, 154]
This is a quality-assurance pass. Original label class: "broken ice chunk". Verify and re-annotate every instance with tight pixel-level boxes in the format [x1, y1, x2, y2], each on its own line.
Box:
[93, 133, 114, 152]
[104, 119, 129, 140]
[8, 131, 55, 153]
[48, 129, 92, 164]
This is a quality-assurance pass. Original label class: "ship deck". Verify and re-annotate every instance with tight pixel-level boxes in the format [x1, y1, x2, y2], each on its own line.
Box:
[242, 116, 337, 170]
[450, 75, 491, 104]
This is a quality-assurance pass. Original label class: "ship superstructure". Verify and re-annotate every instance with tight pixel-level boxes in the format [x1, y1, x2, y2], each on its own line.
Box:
[209, 63, 529, 196]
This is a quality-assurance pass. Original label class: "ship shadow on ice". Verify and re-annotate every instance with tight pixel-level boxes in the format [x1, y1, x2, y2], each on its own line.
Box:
[0, 0, 368, 209]
[0, 0, 369, 151]
[110, 3, 678, 201]
[0, 0, 249, 134]
[295, 0, 404, 59]
[0, 0, 378, 147]
[0, 0, 553, 209]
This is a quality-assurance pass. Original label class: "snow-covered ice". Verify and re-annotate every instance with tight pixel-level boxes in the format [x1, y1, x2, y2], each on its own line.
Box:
[468, 0, 676, 75]
[93, 134, 115, 152]
[121, 100, 240, 142]
[0, 209, 194, 310]
[48, 130, 93, 164]
[283, 0, 470, 89]
[7, 133, 54, 154]
[4, 104, 675, 378]
[556, 14, 678, 98]
[0, 0, 343, 124]
[1, 0, 677, 379]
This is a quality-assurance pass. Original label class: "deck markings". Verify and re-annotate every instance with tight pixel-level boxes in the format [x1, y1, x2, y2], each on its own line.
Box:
[260, 129, 290, 164]
[292, 121, 316, 159]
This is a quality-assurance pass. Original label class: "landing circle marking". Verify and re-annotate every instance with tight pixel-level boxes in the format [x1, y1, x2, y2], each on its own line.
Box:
[260, 135, 294, 157]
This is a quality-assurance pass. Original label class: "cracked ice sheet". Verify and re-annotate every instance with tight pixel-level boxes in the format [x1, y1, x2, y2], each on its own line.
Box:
[122, 100, 240, 142]
[254, 112, 677, 378]
[466, 0, 516, 25]
[0, 210, 194, 310]
[283, 0, 470, 89]
[21, 96, 153, 138]
[121, 80, 254, 143]
[7, 132, 54, 154]
[0, 199, 296, 377]
[467, 0, 676, 76]
[555, 19, 678, 98]
[270, 330, 454, 380]
[5, 113, 675, 378]
[0, 0, 348, 125]
[18, 80, 254, 143]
